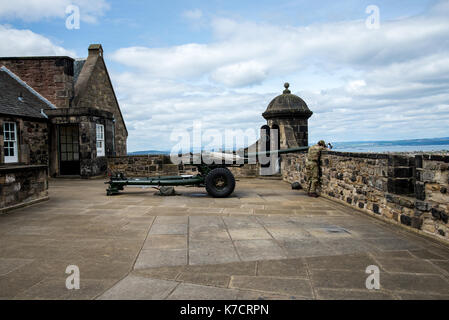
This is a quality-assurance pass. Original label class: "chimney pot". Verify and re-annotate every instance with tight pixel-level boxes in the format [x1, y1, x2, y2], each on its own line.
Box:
[88, 44, 103, 57]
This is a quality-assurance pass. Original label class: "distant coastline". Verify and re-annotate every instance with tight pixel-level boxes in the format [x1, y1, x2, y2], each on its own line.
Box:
[128, 137, 449, 155]
[330, 137, 449, 153]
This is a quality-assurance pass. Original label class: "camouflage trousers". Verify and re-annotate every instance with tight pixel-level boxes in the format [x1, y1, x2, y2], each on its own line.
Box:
[306, 160, 320, 194]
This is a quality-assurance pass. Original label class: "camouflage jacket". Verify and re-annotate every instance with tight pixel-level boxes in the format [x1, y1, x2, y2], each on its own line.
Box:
[307, 145, 326, 162]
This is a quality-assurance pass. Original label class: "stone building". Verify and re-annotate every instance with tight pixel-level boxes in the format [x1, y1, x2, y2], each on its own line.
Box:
[257, 83, 313, 175]
[0, 66, 50, 210]
[261, 82, 313, 149]
[0, 44, 127, 177]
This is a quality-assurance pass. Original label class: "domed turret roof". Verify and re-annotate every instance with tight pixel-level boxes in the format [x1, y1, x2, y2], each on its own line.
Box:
[262, 83, 313, 120]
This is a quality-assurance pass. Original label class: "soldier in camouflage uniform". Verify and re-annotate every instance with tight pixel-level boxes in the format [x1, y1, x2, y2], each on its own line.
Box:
[306, 140, 326, 197]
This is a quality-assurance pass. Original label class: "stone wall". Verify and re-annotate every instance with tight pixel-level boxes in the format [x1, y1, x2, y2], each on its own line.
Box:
[415, 155, 449, 238]
[0, 57, 74, 108]
[107, 155, 260, 178]
[74, 51, 127, 156]
[108, 155, 197, 177]
[282, 151, 449, 243]
[46, 107, 114, 177]
[0, 116, 49, 166]
[0, 165, 48, 212]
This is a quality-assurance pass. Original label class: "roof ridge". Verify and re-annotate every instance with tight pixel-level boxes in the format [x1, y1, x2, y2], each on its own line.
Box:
[0, 66, 57, 109]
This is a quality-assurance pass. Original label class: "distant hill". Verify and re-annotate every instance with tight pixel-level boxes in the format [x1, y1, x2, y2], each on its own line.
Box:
[331, 137, 449, 153]
[332, 137, 449, 147]
[128, 150, 170, 155]
[128, 137, 449, 155]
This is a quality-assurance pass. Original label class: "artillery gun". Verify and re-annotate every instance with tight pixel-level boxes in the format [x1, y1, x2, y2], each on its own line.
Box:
[106, 146, 309, 197]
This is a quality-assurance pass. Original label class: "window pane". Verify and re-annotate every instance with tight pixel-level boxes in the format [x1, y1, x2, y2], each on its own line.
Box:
[10, 131, 15, 140]
[61, 153, 67, 161]
[61, 144, 66, 152]
[73, 153, 79, 160]
[9, 147, 14, 156]
[67, 153, 73, 161]
[4, 147, 9, 157]
[73, 144, 79, 153]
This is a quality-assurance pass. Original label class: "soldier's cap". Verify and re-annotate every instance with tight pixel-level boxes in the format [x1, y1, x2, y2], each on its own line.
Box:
[318, 140, 326, 146]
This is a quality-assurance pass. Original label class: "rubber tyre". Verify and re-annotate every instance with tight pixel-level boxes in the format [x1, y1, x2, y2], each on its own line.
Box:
[205, 168, 236, 198]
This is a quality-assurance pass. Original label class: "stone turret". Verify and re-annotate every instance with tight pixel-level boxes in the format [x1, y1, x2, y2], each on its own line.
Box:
[262, 83, 313, 148]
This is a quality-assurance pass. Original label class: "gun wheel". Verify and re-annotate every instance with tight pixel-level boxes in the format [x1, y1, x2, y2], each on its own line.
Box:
[205, 168, 236, 198]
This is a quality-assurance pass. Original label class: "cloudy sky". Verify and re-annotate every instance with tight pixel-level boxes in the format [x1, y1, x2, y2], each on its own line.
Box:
[1, 0, 448, 151]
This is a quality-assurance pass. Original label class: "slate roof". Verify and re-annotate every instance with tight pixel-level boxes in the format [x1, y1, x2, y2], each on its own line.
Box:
[262, 83, 313, 120]
[73, 59, 86, 84]
[0, 66, 55, 119]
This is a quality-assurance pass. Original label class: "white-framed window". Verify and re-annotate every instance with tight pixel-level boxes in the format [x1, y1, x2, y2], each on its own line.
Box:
[96, 124, 105, 157]
[3, 122, 18, 163]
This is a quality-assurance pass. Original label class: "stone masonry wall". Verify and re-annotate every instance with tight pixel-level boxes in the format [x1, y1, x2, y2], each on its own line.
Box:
[107, 155, 259, 178]
[0, 165, 48, 211]
[282, 151, 449, 243]
[0, 117, 49, 166]
[0, 57, 74, 108]
[108, 155, 197, 177]
[415, 155, 449, 238]
[75, 57, 127, 156]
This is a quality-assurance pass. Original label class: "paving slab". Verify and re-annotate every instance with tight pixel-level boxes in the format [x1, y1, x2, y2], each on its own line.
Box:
[309, 270, 369, 290]
[134, 249, 187, 269]
[132, 267, 182, 281]
[381, 273, 449, 295]
[265, 226, 312, 241]
[15, 278, 115, 300]
[230, 276, 314, 298]
[1, 178, 449, 300]
[0, 258, 34, 276]
[257, 259, 308, 278]
[281, 239, 336, 258]
[167, 283, 238, 300]
[143, 235, 187, 250]
[228, 228, 272, 240]
[409, 249, 449, 260]
[189, 240, 240, 265]
[176, 272, 230, 287]
[98, 275, 178, 300]
[234, 240, 287, 261]
[149, 223, 187, 235]
[315, 288, 397, 300]
[189, 230, 231, 241]
[305, 253, 379, 272]
[375, 257, 442, 274]
[183, 261, 256, 276]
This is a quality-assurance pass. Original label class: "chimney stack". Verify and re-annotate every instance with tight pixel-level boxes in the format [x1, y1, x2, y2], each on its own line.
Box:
[88, 44, 103, 57]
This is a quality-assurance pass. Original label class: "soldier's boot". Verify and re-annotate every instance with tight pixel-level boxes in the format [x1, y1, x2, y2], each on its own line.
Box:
[308, 179, 319, 197]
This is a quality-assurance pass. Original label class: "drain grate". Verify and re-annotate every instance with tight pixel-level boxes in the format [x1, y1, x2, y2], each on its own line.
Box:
[323, 227, 350, 234]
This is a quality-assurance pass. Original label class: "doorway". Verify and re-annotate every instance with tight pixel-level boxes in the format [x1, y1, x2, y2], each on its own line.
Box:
[59, 125, 80, 175]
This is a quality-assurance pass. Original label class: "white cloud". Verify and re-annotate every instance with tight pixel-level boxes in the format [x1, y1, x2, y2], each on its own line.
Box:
[111, 10, 449, 86]
[110, 2, 449, 151]
[210, 60, 268, 87]
[0, 25, 75, 56]
[182, 9, 203, 21]
[0, 0, 109, 23]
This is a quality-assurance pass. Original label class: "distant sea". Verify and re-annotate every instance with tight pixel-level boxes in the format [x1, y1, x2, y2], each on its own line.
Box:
[330, 137, 449, 153]
[128, 137, 449, 155]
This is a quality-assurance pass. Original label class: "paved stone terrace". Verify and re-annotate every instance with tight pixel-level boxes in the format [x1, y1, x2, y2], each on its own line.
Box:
[0, 178, 448, 299]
